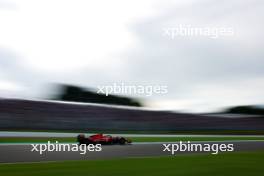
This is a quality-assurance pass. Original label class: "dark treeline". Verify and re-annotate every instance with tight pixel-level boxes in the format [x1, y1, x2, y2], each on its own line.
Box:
[52, 84, 142, 107]
[225, 105, 264, 115]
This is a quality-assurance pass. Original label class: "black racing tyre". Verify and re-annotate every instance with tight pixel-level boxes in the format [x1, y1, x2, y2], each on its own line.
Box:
[119, 138, 126, 145]
[77, 134, 85, 144]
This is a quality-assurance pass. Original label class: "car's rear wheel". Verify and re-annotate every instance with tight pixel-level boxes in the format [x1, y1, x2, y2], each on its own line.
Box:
[77, 134, 85, 144]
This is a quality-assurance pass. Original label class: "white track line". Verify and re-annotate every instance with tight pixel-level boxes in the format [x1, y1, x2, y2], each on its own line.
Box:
[1, 140, 264, 146]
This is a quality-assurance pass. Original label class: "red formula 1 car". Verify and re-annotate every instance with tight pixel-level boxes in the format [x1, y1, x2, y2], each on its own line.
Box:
[77, 133, 132, 145]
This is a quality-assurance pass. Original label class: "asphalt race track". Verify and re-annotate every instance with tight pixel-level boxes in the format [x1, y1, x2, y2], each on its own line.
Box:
[3, 131, 264, 138]
[0, 141, 264, 163]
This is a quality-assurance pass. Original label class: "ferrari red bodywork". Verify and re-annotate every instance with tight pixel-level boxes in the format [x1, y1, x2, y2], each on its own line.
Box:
[77, 133, 132, 145]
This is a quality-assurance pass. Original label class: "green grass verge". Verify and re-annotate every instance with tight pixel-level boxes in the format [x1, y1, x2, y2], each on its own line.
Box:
[1, 136, 264, 143]
[0, 151, 264, 176]
[2, 129, 264, 134]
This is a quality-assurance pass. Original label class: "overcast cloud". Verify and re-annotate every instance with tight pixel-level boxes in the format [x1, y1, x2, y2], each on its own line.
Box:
[0, 0, 264, 112]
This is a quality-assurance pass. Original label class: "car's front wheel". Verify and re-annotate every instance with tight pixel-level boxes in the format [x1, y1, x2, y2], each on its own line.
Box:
[119, 138, 126, 145]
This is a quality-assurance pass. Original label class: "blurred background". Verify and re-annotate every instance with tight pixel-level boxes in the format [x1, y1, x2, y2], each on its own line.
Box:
[0, 0, 264, 133]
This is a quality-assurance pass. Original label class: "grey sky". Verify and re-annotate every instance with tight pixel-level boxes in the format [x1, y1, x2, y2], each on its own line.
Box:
[0, 0, 264, 112]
